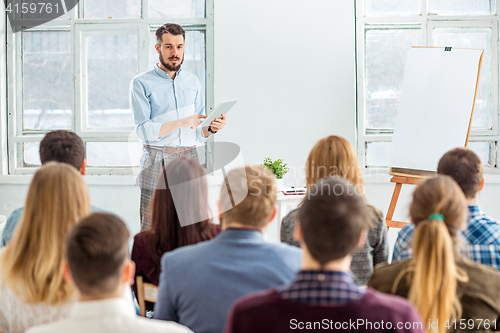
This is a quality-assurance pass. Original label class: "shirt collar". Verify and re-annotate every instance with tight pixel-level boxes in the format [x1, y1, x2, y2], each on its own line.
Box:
[70, 298, 136, 319]
[468, 205, 482, 217]
[153, 64, 182, 79]
[217, 228, 265, 241]
[294, 270, 354, 284]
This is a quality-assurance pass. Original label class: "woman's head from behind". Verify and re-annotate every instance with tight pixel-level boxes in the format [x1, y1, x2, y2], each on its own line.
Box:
[306, 136, 363, 193]
[148, 157, 216, 266]
[1, 162, 91, 304]
[151, 157, 209, 230]
[406, 175, 467, 333]
[410, 175, 467, 240]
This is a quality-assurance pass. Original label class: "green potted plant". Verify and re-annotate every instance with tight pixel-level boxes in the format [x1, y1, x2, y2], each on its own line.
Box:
[262, 157, 290, 192]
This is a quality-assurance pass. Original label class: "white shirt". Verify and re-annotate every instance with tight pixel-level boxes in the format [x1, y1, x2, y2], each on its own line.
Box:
[25, 298, 192, 333]
[0, 282, 73, 333]
[0, 248, 74, 333]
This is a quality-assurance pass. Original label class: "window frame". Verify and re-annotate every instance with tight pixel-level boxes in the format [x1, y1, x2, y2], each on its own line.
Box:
[6, 0, 215, 175]
[356, 0, 500, 171]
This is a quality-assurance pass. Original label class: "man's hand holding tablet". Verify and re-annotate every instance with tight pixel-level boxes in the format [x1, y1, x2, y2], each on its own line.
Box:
[209, 114, 226, 133]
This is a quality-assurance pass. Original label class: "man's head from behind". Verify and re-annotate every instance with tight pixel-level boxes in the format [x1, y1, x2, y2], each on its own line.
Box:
[298, 177, 369, 265]
[437, 148, 483, 199]
[65, 213, 133, 299]
[40, 130, 85, 173]
[219, 165, 277, 231]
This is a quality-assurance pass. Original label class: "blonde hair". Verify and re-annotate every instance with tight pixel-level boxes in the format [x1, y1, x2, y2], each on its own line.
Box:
[0, 162, 91, 305]
[220, 165, 276, 229]
[305, 136, 379, 221]
[394, 175, 468, 333]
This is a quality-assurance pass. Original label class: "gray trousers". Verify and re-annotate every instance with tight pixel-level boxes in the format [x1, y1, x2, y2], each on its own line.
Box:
[138, 146, 199, 230]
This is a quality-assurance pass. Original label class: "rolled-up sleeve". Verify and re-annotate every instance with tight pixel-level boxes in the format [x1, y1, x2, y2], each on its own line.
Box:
[131, 78, 163, 142]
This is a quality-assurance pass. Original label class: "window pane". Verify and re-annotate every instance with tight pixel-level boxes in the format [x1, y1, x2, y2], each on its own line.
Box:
[23, 31, 71, 130]
[364, 0, 420, 16]
[23, 142, 41, 166]
[468, 141, 496, 167]
[84, 0, 141, 19]
[433, 28, 492, 129]
[429, 0, 494, 15]
[86, 142, 143, 167]
[365, 28, 421, 129]
[366, 142, 392, 167]
[149, 30, 206, 93]
[87, 34, 138, 128]
[149, 0, 205, 19]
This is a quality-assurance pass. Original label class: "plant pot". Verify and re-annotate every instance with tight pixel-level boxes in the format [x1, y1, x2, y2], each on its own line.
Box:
[275, 179, 284, 193]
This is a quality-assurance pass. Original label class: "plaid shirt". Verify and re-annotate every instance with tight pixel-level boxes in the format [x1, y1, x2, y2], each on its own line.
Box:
[277, 270, 365, 306]
[392, 205, 500, 270]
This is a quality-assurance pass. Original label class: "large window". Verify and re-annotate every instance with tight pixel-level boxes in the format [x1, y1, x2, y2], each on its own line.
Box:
[357, 0, 498, 170]
[7, 0, 213, 175]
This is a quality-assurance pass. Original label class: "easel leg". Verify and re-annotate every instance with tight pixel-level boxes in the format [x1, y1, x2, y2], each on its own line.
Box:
[387, 183, 402, 221]
[386, 183, 402, 231]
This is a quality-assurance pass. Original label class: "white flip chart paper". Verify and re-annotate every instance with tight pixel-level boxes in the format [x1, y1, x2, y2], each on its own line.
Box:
[389, 47, 483, 172]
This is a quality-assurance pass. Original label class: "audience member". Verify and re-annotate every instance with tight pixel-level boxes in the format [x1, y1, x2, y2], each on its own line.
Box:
[281, 135, 388, 284]
[0, 163, 91, 333]
[226, 177, 424, 333]
[392, 148, 500, 270]
[369, 176, 500, 333]
[26, 213, 192, 333]
[154, 165, 302, 333]
[1, 130, 104, 248]
[131, 157, 219, 312]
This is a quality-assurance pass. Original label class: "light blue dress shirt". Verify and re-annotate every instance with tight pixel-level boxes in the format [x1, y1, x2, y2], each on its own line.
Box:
[130, 65, 210, 147]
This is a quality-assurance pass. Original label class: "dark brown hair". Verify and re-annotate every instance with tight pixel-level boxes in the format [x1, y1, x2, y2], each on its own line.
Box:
[156, 23, 185, 46]
[146, 157, 218, 277]
[220, 165, 277, 229]
[298, 177, 370, 265]
[39, 130, 85, 171]
[437, 148, 483, 199]
[66, 213, 130, 297]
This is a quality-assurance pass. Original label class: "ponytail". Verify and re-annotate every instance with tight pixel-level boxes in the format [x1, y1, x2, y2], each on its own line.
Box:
[392, 176, 468, 333]
[408, 218, 459, 333]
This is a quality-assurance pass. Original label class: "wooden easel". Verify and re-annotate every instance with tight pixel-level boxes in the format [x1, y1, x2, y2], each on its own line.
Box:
[385, 176, 423, 230]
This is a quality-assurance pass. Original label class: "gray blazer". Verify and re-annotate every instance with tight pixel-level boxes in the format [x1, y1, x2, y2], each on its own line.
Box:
[154, 228, 302, 333]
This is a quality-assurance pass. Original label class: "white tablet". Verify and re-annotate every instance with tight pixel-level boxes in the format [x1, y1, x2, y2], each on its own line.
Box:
[200, 100, 238, 127]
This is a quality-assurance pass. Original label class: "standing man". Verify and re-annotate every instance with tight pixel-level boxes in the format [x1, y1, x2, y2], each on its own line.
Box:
[131, 23, 226, 230]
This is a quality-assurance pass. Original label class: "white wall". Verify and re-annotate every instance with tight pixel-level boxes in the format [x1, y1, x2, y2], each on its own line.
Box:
[214, 0, 356, 186]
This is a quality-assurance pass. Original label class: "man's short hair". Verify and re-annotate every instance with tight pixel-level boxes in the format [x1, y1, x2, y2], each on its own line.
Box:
[39, 130, 85, 171]
[156, 23, 185, 46]
[437, 148, 483, 199]
[220, 165, 276, 229]
[66, 213, 130, 297]
[298, 177, 370, 265]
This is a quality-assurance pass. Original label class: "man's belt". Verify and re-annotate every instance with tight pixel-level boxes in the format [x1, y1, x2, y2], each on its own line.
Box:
[144, 145, 196, 155]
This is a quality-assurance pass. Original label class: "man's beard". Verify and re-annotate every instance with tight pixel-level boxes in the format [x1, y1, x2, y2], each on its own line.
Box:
[159, 51, 183, 72]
